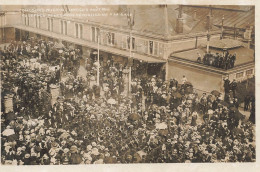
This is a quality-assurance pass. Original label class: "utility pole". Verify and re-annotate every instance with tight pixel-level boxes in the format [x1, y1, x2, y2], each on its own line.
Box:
[207, 30, 210, 53]
[206, 7, 212, 54]
[97, 33, 100, 86]
[221, 15, 224, 40]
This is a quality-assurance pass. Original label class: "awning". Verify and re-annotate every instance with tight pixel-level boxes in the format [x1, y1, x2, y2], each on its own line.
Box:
[13, 25, 166, 63]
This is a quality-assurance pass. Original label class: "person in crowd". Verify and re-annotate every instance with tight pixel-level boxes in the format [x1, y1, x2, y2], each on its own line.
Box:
[0, 38, 255, 165]
[199, 51, 236, 69]
[181, 75, 187, 85]
[230, 79, 238, 98]
[244, 95, 251, 111]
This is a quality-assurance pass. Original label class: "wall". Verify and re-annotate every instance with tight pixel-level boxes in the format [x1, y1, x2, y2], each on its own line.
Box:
[228, 67, 255, 82]
[52, 18, 60, 34]
[28, 14, 36, 28]
[40, 16, 47, 30]
[0, 12, 22, 27]
[0, 27, 15, 43]
[82, 24, 91, 41]
[67, 21, 74, 37]
[168, 61, 223, 94]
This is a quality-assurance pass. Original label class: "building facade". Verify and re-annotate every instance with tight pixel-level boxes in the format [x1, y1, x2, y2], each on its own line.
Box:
[0, 5, 255, 93]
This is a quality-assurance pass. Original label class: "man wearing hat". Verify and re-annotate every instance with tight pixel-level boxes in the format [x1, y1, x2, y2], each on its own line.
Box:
[230, 79, 238, 98]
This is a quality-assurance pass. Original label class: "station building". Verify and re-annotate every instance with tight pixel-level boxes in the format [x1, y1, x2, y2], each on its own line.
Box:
[0, 5, 255, 93]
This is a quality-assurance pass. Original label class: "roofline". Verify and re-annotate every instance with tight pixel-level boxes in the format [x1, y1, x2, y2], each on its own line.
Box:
[19, 10, 222, 41]
[183, 5, 254, 12]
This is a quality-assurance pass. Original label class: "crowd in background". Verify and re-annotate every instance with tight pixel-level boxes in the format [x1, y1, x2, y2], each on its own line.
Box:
[1, 38, 255, 165]
[197, 51, 236, 70]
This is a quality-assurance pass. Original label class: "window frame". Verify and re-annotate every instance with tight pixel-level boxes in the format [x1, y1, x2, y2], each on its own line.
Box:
[60, 20, 63, 34]
[79, 24, 83, 39]
[91, 26, 96, 42]
[153, 41, 159, 56]
[47, 18, 50, 31]
[236, 72, 244, 78]
[75, 23, 79, 38]
[64, 21, 67, 35]
[127, 36, 135, 50]
[149, 40, 154, 55]
[246, 69, 253, 75]
[122, 35, 127, 49]
[51, 18, 53, 31]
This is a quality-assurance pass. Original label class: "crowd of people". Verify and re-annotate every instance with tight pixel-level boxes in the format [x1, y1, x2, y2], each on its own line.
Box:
[1, 38, 255, 165]
[197, 51, 236, 70]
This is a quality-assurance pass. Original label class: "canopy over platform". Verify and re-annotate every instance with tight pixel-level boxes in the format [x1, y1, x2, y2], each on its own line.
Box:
[202, 39, 243, 50]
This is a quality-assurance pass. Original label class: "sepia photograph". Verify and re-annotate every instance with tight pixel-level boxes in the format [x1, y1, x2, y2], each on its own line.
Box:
[0, 0, 257, 168]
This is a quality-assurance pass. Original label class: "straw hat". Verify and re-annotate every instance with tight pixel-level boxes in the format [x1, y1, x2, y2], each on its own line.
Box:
[70, 145, 78, 153]
[63, 148, 70, 154]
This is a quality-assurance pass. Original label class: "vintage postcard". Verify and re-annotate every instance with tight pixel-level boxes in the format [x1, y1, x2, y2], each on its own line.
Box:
[0, 0, 258, 172]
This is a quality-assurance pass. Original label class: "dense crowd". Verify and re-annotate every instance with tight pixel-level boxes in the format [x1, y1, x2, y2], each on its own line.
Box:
[1, 38, 255, 165]
[197, 51, 236, 70]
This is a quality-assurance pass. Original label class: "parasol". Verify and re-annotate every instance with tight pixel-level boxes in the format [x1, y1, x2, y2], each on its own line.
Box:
[70, 145, 78, 153]
[211, 90, 221, 97]
[107, 98, 117, 105]
[2, 128, 15, 136]
[129, 113, 141, 121]
[53, 42, 65, 49]
[155, 122, 168, 130]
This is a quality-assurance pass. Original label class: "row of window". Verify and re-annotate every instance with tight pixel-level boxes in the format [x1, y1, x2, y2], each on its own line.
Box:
[23, 14, 162, 57]
[236, 69, 254, 78]
[89, 26, 159, 56]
